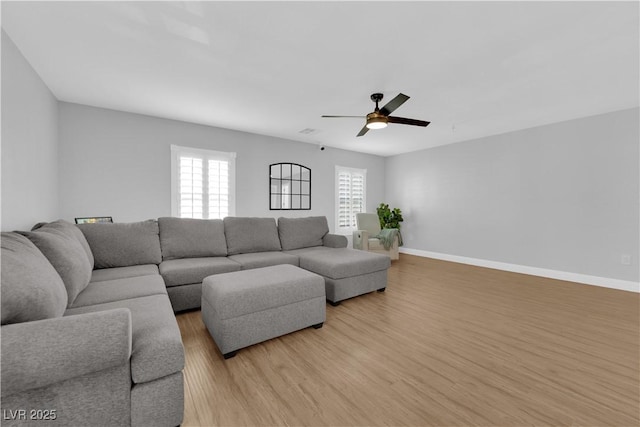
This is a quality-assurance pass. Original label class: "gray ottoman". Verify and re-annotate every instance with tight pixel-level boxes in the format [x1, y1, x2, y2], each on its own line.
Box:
[201, 264, 326, 359]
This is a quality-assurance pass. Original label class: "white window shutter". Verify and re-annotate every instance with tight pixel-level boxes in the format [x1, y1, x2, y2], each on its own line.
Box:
[179, 156, 203, 219]
[171, 145, 236, 220]
[335, 166, 367, 233]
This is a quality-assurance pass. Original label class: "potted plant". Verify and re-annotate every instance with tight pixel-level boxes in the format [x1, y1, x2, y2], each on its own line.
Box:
[376, 203, 403, 230]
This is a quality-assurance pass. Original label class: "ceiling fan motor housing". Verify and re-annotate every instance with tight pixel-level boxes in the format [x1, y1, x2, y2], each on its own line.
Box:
[366, 111, 388, 129]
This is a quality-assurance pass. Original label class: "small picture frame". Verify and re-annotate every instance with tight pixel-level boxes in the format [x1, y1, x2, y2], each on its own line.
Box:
[75, 216, 113, 224]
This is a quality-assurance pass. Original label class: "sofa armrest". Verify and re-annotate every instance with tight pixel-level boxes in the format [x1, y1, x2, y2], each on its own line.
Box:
[352, 230, 370, 250]
[323, 233, 348, 248]
[1, 308, 132, 397]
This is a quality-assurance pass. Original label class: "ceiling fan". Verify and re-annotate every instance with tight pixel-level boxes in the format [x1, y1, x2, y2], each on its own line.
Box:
[322, 93, 430, 137]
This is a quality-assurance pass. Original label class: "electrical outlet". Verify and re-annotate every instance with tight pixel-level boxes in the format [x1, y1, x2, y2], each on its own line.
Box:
[621, 254, 631, 265]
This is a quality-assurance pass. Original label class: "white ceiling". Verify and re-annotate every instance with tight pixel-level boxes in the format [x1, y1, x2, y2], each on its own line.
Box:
[2, 1, 638, 157]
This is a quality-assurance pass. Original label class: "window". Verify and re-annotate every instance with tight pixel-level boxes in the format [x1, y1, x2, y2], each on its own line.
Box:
[335, 166, 366, 233]
[171, 145, 236, 219]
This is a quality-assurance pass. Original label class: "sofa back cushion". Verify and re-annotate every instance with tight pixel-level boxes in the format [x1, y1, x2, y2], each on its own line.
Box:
[1, 233, 68, 325]
[158, 217, 227, 260]
[78, 220, 162, 269]
[18, 226, 92, 307]
[223, 217, 282, 255]
[277, 216, 329, 250]
[32, 219, 94, 268]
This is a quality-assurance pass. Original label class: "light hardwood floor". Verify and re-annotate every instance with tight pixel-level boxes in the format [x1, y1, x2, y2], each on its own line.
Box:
[176, 254, 639, 426]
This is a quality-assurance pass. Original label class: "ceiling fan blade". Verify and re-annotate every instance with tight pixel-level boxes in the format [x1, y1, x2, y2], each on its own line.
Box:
[388, 116, 430, 127]
[321, 115, 365, 118]
[379, 93, 410, 116]
[356, 125, 370, 137]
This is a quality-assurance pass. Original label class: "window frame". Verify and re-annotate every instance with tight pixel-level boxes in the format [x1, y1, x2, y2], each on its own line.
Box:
[170, 145, 236, 219]
[335, 165, 367, 234]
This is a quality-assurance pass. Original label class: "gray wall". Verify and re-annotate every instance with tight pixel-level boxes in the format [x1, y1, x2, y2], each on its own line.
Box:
[386, 108, 639, 282]
[1, 30, 59, 231]
[58, 102, 385, 232]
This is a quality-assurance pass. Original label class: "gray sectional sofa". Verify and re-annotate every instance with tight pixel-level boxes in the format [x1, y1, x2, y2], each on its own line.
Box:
[149, 215, 389, 311]
[1, 215, 390, 426]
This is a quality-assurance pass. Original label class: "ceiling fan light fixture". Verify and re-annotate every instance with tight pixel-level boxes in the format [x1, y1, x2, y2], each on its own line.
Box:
[366, 112, 388, 129]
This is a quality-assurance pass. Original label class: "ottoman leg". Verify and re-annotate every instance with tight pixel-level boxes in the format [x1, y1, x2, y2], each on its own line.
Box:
[223, 351, 237, 360]
[312, 322, 323, 329]
[328, 300, 341, 307]
[377, 288, 386, 293]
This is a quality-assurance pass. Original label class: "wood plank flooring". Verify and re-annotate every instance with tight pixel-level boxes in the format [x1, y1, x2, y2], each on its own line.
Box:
[176, 254, 639, 426]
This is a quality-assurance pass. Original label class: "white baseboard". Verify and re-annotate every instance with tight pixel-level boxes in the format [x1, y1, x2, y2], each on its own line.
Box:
[399, 247, 640, 293]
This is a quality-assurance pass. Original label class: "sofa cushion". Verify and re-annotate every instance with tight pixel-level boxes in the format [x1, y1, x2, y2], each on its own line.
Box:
[78, 220, 162, 268]
[1, 232, 68, 325]
[295, 248, 390, 280]
[277, 216, 329, 250]
[283, 246, 334, 257]
[159, 257, 241, 287]
[90, 265, 160, 283]
[19, 227, 92, 307]
[158, 217, 227, 260]
[223, 217, 281, 255]
[71, 275, 168, 308]
[65, 294, 184, 384]
[33, 219, 95, 268]
[228, 251, 299, 270]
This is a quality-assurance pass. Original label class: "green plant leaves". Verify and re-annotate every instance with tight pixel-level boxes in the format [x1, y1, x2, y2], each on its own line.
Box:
[376, 203, 403, 230]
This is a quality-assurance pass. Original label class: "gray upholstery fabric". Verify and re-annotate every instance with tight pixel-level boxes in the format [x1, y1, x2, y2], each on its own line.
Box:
[322, 233, 348, 248]
[160, 257, 241, 287]
[296, 248, 390, 279]
[65, 294, 184, 384]
[277, 216, 329, 250]
[228, 251, 299, 270]
[158, 217, 227, 260]
[324, 269, 388, 303]
[202, 265, 325, 354]
[1, 308, 131, 396]
[71, 275, 167, 308]
[167, 283, 202, 313]
[18, 227, 92, 307]
[33, 219, 95, 267]
[1, 233, 67, 325]
[131, 371, 184, 427]
[203, 296, 325, 355]
[283, 246, 334, 257]
[202, 265, 325, 319]
[224, 217, 282, 255]
[78, 220, 162, 268]
[1, 363, 131, 427]
[90, 264, 159, 283]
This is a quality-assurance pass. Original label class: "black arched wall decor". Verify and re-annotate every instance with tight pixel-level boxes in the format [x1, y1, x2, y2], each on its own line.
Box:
[269, 163, 311, 210]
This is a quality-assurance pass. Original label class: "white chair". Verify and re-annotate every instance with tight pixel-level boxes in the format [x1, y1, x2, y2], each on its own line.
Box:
[352, 213, 399, 260]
